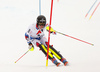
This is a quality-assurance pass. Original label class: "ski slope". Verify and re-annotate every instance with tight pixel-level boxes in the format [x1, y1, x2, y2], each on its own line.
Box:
[0, 0, 100, 72]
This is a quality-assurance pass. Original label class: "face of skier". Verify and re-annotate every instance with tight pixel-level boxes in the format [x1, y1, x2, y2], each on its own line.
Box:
[38, 23, 45, 29]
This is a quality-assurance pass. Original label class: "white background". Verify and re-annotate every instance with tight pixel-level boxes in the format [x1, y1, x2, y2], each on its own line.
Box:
[0, 0, 100, 72]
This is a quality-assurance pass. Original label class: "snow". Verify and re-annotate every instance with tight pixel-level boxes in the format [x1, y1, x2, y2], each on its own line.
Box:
[0, 0, 100, 72]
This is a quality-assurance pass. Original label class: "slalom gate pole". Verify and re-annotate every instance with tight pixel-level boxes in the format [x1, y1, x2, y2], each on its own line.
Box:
[55, 30, 94, 46]
[39, 0, 41, 15]
[89, 1, 100, 19]
[85, 0, 97, 18]
[15, 50, 30, 63]
[46, 0, 54, 67]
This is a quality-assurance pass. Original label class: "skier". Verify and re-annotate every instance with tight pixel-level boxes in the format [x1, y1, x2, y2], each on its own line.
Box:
[25, 15, 68, 66]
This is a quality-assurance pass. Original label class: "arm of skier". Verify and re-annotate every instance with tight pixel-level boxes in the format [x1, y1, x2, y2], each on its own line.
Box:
[25, 31, 34, 51]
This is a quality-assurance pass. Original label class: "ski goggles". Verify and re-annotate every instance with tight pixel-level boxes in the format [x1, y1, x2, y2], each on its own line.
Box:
[38, 23, 45, 26]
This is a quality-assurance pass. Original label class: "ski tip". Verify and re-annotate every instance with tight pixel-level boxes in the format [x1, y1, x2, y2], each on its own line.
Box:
[64, 62, 68, 66]
[57, 63, 61, 67]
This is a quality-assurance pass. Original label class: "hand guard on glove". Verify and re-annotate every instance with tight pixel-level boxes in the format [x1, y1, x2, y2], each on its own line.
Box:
[28, 43, 34, 51]
[46, 26, 57, 35]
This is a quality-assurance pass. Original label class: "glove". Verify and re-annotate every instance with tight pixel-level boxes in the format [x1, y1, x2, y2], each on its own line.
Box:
[28, 43, 34, 51]
[46, 26, 57, 35]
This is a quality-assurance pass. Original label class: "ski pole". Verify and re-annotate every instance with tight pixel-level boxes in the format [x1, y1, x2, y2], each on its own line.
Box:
[15, 50, 30, 63]
[85, 0, 97, 18]
[89, 1, 100, 20]
[55, 30, 94, 46]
